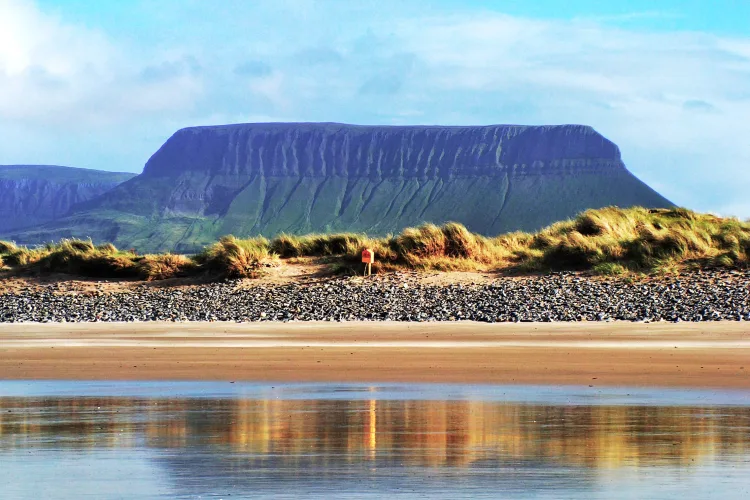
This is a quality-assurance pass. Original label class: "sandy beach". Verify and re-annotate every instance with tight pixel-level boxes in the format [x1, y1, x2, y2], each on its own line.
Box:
[0, 321, 748, 389]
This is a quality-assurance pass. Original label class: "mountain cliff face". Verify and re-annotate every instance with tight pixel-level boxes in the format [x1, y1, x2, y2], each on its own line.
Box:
[0, 165, 135, 233]
[6, 123, 672, 252]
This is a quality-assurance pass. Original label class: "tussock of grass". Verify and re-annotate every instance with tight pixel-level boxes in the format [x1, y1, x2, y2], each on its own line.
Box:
[138, 253, 197, 281]
[390, 222, 512, 268]
[1, 244, 46, 267]
[0, 241, 18, 254]
[2, 207, 748, 279]
[28, 239, 141, 278]
[395, 224, 447, 259]
[270, 233, 367, 258]
[196, 236, 278, 278]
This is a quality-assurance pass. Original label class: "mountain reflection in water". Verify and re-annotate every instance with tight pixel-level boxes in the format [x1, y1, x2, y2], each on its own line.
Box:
[1, 393, 750, 498]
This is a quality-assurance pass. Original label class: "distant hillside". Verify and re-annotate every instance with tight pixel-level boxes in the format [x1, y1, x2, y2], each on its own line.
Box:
[0, 165, 135, 233]
[5, 123, 672, 252]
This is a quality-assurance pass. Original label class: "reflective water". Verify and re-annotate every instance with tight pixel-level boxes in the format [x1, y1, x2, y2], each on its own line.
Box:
[1, 382, 749, 499]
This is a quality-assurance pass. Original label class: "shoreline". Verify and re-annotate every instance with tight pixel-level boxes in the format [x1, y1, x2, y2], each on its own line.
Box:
[1, 321, 748, 389]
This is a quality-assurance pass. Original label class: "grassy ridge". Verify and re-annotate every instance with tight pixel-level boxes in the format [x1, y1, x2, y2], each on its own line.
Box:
[1, 207, 748, 280]
[0, 165, 135, 183]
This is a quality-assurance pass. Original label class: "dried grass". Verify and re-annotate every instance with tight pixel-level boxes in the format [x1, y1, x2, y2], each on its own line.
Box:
[2, 207, 747, 278]
[138, 253, 197, 280]
[197, 236, 278, 278]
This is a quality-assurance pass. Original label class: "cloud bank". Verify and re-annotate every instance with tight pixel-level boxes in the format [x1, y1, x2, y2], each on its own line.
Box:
[0, 0, 748, 216]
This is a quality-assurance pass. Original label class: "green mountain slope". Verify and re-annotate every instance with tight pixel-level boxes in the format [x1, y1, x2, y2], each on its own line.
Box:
[4, 123, 672, 252]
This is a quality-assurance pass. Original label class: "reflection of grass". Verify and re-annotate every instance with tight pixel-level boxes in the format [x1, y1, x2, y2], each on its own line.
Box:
[1, 397, 746, 469]
[2, 206, 748, 280]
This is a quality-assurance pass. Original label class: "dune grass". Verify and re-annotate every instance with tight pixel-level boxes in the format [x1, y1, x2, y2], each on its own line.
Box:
[270, 232, 368, 258]
[137, 253, 197, 281]
[1, 207, 748, 280]
[528, 207, 750, 272]
[0, 239, 141, 278]
[194, 235, 279, 279]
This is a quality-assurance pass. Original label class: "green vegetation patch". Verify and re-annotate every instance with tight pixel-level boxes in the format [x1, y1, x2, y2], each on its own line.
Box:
[1, 207, 748, 280]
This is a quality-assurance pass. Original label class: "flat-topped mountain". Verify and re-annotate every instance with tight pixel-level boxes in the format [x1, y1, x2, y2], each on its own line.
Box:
[142, 123, 621, 177]
[5, 123, 672, 252]
[0, 165, 135, 233]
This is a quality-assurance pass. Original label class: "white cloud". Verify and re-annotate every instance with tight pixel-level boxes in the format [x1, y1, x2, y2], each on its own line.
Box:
[246, 72, 290, 111]
[0, 0, 108, 75]
[0, 0, 749, 216]
[0, 0, 203, 127]
[376, 13, 750, 214]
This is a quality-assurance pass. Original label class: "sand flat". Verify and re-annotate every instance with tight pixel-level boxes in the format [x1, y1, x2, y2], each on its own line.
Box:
[1, 321, 749, 388]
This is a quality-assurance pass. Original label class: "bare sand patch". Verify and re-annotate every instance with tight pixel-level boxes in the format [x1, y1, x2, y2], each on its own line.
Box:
[1, 321, 748, 389]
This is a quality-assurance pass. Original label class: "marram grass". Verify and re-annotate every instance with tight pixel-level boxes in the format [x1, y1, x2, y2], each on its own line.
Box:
[0, 207, 748, 280]
[195, 235, 278, 279]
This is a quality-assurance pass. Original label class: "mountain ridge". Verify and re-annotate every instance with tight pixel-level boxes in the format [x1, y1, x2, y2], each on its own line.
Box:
[0, 165, 136, 233]
[142, 122, 622, 179]
[3, 123, 672, 252]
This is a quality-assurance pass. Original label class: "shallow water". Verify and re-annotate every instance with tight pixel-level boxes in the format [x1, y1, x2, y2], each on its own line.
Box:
[1, 382, 749, 499]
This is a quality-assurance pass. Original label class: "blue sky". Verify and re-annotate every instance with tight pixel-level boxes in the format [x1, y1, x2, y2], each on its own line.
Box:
[1, 0, 749, 216]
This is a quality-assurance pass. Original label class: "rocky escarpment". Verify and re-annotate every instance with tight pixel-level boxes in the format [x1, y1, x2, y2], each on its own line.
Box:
[142, 123, 622, 178]
[7, 123, 671, 252]
[0, 166, 135, 233]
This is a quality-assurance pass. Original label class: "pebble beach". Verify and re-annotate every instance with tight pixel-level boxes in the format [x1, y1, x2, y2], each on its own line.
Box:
[1, 270, 748, 323]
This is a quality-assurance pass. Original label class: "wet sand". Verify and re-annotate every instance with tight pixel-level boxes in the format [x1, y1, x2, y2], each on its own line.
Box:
[0, 322, 748, 388]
